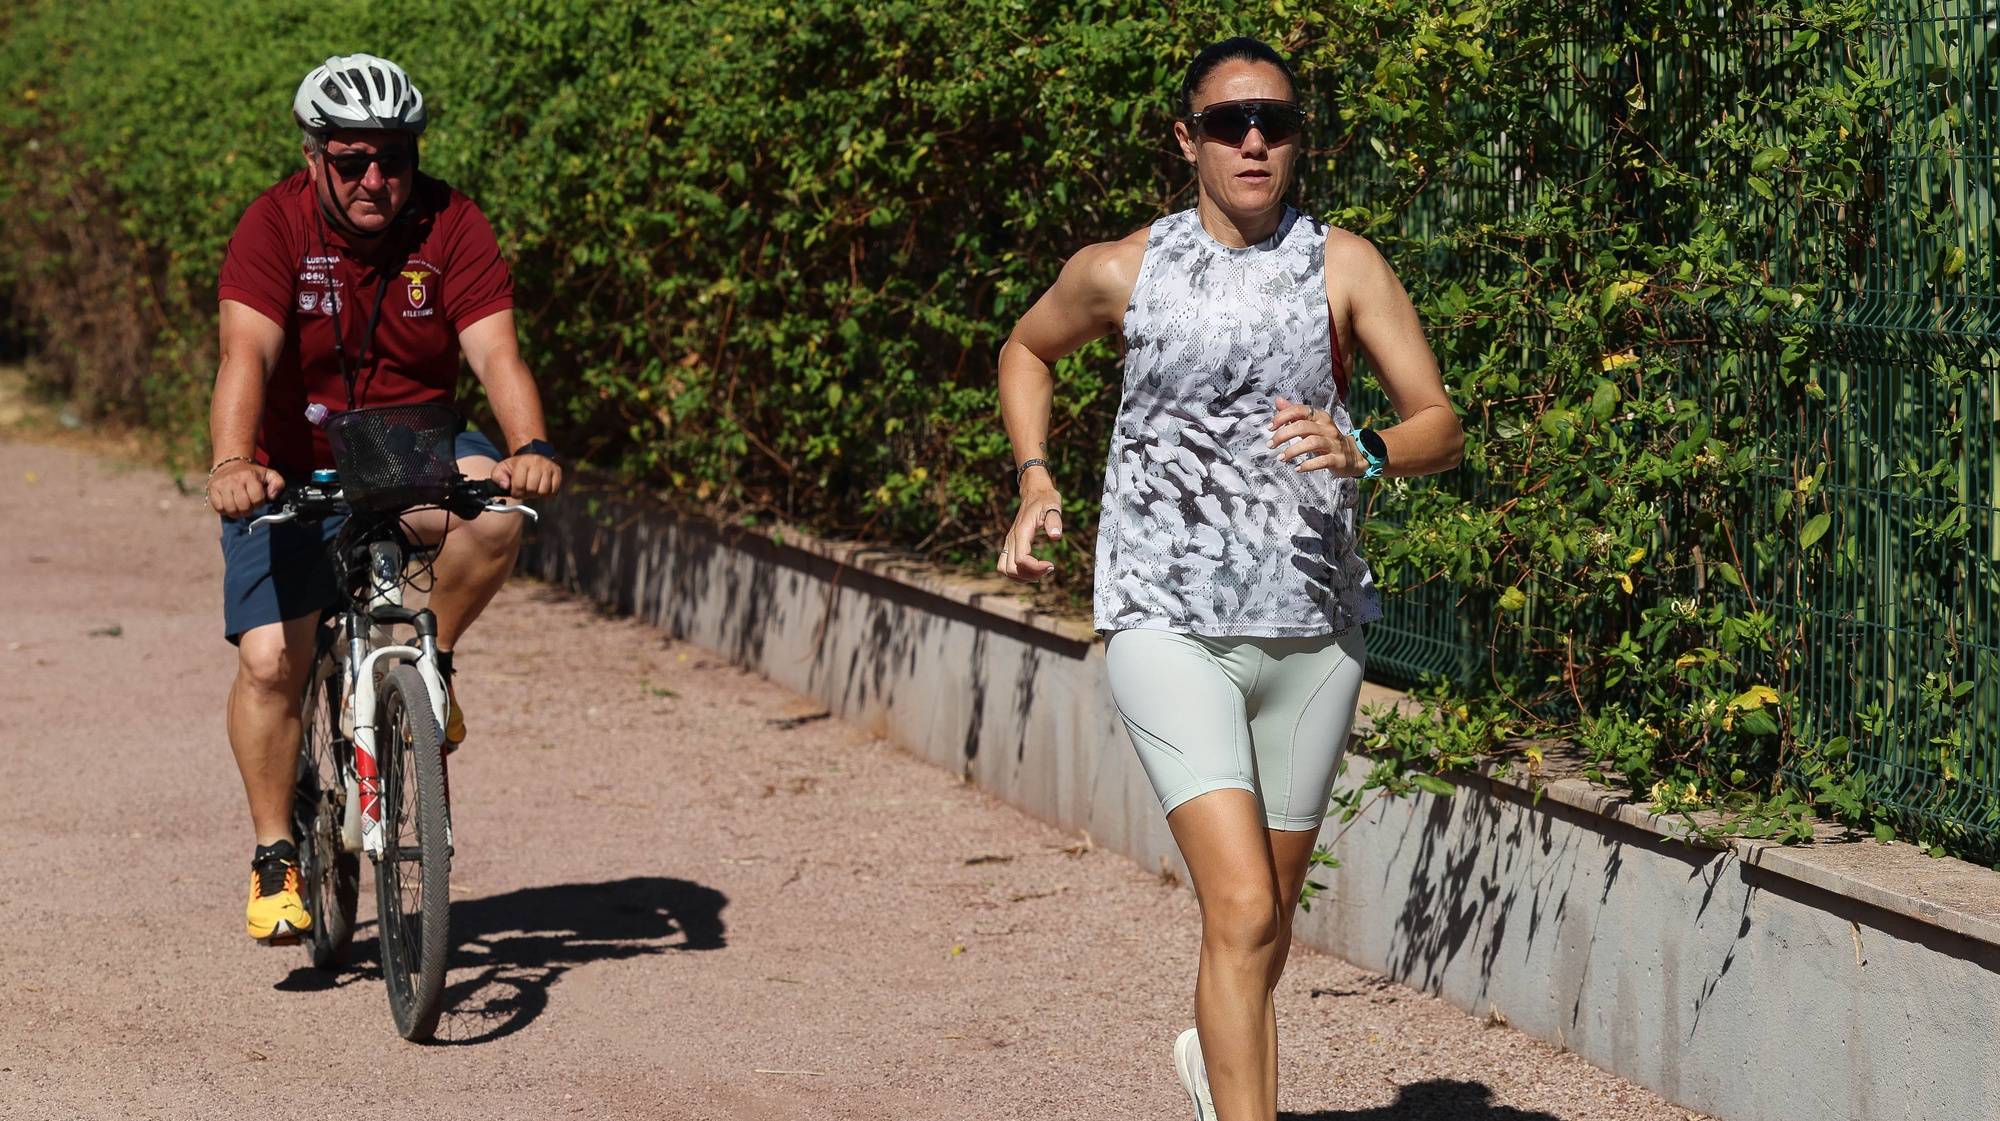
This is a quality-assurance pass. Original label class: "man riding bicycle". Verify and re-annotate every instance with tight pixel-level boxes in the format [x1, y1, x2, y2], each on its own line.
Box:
[205, 53, 562, 944]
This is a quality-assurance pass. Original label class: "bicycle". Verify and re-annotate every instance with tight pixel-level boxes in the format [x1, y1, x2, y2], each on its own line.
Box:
[247, 403, 535, 1040]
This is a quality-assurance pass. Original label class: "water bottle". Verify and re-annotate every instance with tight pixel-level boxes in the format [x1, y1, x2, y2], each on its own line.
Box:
[306, 406, 338, 489]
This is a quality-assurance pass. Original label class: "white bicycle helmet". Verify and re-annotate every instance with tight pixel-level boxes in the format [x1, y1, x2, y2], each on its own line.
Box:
[293, 53, 427, 136]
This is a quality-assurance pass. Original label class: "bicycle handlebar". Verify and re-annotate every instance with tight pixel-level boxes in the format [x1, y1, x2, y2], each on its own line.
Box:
[246, 478, 540, 531]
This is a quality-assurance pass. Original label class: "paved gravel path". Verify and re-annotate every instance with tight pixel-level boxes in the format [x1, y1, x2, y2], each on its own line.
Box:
[0, 436, 1702, 1120]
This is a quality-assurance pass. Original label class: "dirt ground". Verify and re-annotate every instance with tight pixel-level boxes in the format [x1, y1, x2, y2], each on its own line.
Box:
[0, 432, 1704, 1121]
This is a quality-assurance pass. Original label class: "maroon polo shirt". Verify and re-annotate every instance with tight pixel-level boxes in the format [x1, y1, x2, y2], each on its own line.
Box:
[218, 170, 514, 475]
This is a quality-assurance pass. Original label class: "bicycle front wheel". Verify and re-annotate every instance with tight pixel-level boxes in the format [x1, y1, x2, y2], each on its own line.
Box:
[374, 662, 452, 1041]
[296, 643, 359, 970]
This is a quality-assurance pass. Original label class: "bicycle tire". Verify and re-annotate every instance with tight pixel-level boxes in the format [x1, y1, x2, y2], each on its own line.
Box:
[295, 644, 360, 970]
[374, 662, 452, 1041]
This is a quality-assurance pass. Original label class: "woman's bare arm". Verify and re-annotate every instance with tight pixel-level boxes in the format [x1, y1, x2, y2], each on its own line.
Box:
[1330, 230, 1463, 476]
[995, 229, 1146, 581]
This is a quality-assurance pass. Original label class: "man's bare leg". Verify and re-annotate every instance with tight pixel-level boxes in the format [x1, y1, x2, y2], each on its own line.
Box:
[227, 615, 318, 844]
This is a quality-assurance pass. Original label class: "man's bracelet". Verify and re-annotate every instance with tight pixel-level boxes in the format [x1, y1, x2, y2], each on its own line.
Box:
[1015, 458, 1051, 489]
[208, 455, 253, 478]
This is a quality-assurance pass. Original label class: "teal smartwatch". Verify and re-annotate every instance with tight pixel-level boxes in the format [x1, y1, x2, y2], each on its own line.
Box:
[1355, 428, 1388, 480]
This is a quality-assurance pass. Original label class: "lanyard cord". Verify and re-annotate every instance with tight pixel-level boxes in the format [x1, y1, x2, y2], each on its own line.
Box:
[315, 205, 402, 411]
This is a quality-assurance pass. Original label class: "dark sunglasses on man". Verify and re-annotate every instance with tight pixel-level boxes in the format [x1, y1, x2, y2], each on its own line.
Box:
[322, 146, 416, 180]
[1188, 99, 1307, 147]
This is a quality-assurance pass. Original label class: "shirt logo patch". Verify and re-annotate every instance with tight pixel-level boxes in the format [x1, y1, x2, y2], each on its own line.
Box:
[298, 291, 319, 313]
[402, 269, 432, 309]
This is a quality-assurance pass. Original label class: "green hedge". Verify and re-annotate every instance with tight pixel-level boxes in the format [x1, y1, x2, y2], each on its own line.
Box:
[0, 0, 1206, 541]
[5, 0, 1995, 861]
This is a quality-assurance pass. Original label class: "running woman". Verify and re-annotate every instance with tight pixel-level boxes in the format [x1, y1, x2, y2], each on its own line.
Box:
[995, 37, 1462, 1121]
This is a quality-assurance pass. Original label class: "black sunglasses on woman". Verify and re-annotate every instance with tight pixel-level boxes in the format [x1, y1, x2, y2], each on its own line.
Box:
[1187, 99, 1307, 146]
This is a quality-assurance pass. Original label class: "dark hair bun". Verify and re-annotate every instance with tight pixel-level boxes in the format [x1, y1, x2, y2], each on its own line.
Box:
[1179, 37, 1297, 117]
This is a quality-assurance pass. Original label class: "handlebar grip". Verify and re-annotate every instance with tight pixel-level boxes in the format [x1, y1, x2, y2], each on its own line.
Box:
[458, 478, 506, 503]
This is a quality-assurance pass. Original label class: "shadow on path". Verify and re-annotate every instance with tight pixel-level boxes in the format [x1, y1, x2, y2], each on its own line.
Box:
[1282, 1078, 1563, 1121]
[274, 875, 728, 1046]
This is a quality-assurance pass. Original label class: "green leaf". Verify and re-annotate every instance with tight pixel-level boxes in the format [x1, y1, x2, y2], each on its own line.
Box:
[1747, 176, 1776, 201]
[1800, 512, 1832, 550]
[1713, 561, 1744, 588]
[1412, 774, 1457, 798]
[1590, 379, 1618, 421]
[1498, 586, 1527, 612]
[1750, 147, 1790, 173]
[1738, 710, 1780, 736]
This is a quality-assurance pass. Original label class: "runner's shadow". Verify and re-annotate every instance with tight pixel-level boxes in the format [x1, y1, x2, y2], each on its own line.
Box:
[272, 876, 728, 1046]
[1281, 1078, 1562, 1120]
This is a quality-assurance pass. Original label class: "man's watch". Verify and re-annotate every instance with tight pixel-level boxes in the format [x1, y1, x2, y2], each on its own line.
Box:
[512, 438, 558, 461]
[1355, 428, 1388, 480]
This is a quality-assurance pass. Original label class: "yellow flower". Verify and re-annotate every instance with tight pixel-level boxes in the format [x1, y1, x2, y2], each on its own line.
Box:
[1674, 652, 1699, 669]
[1600, 350, 1641, 371]
[1618, 573, 1634, 595]
[1625, 546, 1646, 567]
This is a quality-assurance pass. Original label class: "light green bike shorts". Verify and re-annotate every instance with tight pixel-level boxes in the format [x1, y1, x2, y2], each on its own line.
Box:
[1104, 627, 1366, 832]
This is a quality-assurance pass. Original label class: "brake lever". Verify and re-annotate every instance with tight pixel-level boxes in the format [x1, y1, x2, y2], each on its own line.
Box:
[248, 509, 298, 530]
[481, 501, 539, 523]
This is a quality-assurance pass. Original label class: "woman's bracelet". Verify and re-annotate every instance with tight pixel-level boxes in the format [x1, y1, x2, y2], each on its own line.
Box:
[1015, 457, 1051, 490]
[208, 455, 253, 478]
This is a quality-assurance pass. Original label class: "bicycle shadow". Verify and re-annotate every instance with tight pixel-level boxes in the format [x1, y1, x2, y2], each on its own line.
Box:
[1280, 1079, 1563, 1120]
[273, 875, 728, 1046]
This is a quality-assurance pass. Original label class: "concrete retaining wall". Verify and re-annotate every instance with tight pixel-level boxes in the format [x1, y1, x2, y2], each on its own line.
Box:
[524, 489, 2000, 1121]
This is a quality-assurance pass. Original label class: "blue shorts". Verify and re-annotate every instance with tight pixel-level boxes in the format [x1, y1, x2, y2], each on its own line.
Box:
[219, 429, 502, 644]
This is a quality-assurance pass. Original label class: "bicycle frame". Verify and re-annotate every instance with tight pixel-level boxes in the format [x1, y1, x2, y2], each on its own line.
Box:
[253, 480, 533, 862]
[338, 536, 452, 860]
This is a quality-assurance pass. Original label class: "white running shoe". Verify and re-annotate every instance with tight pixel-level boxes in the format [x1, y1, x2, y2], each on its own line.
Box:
[1173, 1028, 1218, 1121]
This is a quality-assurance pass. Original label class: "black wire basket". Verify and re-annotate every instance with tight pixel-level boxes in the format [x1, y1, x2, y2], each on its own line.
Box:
[323, 404, 463, 513]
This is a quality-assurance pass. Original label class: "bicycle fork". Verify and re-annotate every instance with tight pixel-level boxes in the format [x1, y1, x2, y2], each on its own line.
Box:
[339, 541, 454, 859]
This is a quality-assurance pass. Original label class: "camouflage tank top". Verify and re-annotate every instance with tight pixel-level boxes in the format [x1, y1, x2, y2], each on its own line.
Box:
[1092, 206, 1381, 637]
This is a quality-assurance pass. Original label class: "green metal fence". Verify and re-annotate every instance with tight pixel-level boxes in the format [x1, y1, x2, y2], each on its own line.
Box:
[1325, 2, 2000, 858]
